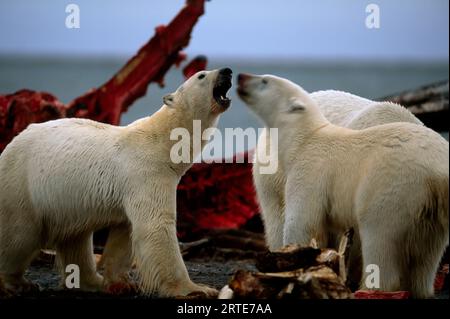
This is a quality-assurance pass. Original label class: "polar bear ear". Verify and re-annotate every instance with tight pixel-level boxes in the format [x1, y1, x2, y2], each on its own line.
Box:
[163, 93, 176, 108]
[288, 102, 306, 113]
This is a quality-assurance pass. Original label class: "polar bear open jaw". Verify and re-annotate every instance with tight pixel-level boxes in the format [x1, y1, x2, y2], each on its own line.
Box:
[212, 68, 232, 110]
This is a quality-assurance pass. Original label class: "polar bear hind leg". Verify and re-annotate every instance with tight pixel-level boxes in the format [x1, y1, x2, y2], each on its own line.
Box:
[407, 224, 448, 298]
[98, 223, 136, 293]
[359, 177, 448, 298]
[406, 178, 449, 298]
[0, 208, 41, 293]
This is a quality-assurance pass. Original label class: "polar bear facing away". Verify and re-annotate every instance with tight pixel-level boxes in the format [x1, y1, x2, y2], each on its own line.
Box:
[0, 68, 233, 297]
[238, 73, 448, 298]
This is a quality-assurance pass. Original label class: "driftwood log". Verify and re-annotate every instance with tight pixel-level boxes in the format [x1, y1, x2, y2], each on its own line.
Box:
[383, 80, 449, 132]
[218, 230, 354, 299]
[180, 228, 267, 260]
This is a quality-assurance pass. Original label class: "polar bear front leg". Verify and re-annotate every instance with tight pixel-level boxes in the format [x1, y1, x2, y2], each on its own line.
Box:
[98, 223, 136, 294]
[254, 128, 286, 250]
[283, 184, 328, 247]
[253, 163, 285, 250]
[124, 192, 217, 297]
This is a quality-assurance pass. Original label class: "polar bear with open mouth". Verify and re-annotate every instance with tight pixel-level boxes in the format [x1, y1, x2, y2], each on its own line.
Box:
[0, 68, 233, 297]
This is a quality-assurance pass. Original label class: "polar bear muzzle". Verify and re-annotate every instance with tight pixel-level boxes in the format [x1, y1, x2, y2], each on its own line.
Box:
[212, 67, 232, 110]
[236, 73, 254, 101]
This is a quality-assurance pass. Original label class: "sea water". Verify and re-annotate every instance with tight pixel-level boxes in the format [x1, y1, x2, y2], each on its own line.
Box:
[1, 56, 448, 158]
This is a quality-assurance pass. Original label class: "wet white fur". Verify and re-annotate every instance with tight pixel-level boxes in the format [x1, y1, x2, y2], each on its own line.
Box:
[254, 89, 423, 252]
[0, 69, 225, 297]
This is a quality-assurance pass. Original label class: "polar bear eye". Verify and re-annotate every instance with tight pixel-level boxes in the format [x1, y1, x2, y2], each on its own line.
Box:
[198, 73, 206, 80]
[262, 79, 268, 85]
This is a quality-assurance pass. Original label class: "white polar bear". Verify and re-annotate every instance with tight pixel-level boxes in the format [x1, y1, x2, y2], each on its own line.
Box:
[251, 86, 423, 252]
[250, 88, 424, 288]
[238, 73, 448, 298]
[0, 68, 233, 297]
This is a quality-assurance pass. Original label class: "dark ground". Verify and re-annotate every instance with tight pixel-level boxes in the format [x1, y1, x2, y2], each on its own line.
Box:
[16, 256, 257, 299]
[3, 225, 449, 299]
[7, 252, 448, 300]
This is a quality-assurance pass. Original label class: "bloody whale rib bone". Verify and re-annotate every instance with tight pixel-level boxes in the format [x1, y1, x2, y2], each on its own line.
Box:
[0, 90, 67, 151]
[0, 0, 206, 152]
[183, 55, 208, 79]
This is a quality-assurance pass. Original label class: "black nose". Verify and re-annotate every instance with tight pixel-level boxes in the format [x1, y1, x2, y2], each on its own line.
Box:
[219, 67, 232, 76]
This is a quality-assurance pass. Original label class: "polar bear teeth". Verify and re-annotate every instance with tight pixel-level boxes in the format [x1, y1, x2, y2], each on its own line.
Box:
[213, 74, 232, 108]
[214, 87, 231, 106]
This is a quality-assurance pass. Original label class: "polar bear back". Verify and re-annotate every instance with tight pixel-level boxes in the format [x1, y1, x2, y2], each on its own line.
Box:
[347, 122, 447, 173]
[311, 90, 422, 129]
[287, 121, 449, 228]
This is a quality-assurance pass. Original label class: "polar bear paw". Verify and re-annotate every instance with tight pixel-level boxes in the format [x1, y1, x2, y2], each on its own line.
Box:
[185, 283, 218, 298]
[166, 281, 218, 298]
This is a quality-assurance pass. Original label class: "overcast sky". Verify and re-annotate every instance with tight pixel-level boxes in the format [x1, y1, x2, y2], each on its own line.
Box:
[0, 0, 448, 60]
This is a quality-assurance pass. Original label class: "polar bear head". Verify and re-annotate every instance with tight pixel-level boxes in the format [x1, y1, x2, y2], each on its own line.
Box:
[163, 68, 232, 125]
[237, 73, 326, 128]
